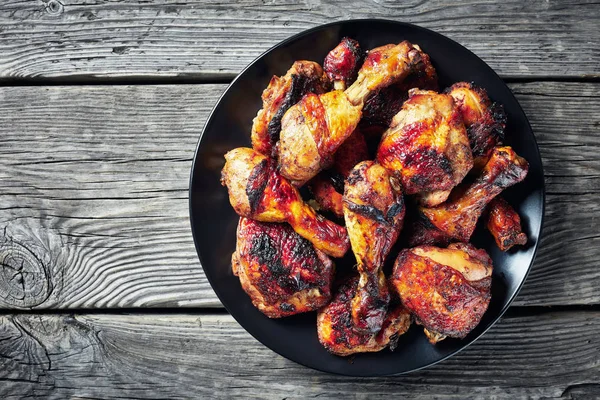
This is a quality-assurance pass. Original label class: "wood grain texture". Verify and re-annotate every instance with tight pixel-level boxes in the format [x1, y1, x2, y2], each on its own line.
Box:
[0, 82, 598, 309]
[1, 311, 599, 399]
[0, 0, 598, 80]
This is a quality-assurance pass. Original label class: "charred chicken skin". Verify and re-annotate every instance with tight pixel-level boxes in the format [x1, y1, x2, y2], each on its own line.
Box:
[232, 218, 334, 318]
[323, 37, 363, 90]
[278, 41, 427, 186]
[377, 89, 473, 207]
[221, 147, 350, 257]
[486, 197, 527, 251]
[308, 128, 370, 217]
[344, 161, 405, 333]
[251, 61, 330, 157]
[361, 49, 438, 130]
[403, 210, 452, 248]
[391, 243, 492, 343]
[317, 276, 411, 356]
[446, 82, 506, 169]
[420, 146, 529, 242]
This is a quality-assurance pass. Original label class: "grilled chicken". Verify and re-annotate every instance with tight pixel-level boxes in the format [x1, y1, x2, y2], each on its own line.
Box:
[221, 147, 350, 257]
[278, 41, 427, 186]
[317, 276, 411, 356]
[391, 243, 492, 343]
[308, 128, 370, 217]
[361, 49, 438, 131]
[446, 82, 506, 169]
[344, 161, 405, 333]
[251, 61, 330, 157]
[377, 89, 473, 207]
[324, 37, 363, 90]
[403, 210, 452, 248]
[232, 218, 334, 317]
[486, 197, 527, 251]
[420, 146, 529, 242]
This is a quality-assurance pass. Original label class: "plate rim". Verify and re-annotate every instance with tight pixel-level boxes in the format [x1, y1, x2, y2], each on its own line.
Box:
[189, 18, 546, 376]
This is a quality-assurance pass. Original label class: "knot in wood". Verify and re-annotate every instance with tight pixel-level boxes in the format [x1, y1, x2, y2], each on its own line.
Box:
[44, 0, 64, 16]
[0, 240, 52, 308]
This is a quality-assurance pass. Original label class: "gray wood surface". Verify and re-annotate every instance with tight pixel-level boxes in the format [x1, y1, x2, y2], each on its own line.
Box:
[0, 0, 598, 81]
[1, 311, 599, 399]
[1, 82, 598, 309]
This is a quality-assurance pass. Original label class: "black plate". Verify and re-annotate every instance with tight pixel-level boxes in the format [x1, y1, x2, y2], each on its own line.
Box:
[189, 19, 545, 376]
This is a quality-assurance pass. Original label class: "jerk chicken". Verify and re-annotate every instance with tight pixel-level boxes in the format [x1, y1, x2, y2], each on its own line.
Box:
[317, 276, 411, 356]
[221, 147, 350, 257]
[420, 146, 529, 242]
[232, 218, 334, 318]
[308, 128, 370, 217]
[343, 161, 405, 333]
[486, 197, 528, 251]
[251, 61, 330, 157]
[377, 89, 473, 207]
[278, 41, 428, 186]
[323, 37, 363, 90]
[446, 82, 506, 169]
[391, 243, 493, 343]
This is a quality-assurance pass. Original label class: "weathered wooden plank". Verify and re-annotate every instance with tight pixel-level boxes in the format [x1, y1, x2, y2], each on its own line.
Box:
[0, 311, 599, 399]
[0, 82, 598, 309]
[0, 0, 598, 80]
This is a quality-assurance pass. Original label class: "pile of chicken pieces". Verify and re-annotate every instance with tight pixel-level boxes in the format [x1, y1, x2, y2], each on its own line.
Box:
[221, 38, 529, 356]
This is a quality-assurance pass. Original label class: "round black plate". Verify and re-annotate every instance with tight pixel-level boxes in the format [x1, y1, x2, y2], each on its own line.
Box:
[189, 19, 545, 376]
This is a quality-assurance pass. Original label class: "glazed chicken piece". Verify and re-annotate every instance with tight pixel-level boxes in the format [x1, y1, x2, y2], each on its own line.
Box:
[446, 82, 506, 169]
[323, 37, 363, 90]
[486, 197, 527, 251]
[232, 218, 334, 318]
[361, 49, 438, 131]
[221, 147, 350, 257]
[279, 41, 427, 186]
[344, 161, 405, 333]
[308, 128, 370, 217]
[377, 89, 473, 207]
[251, 61, 330, 157]
[420, 146, 529, 242]
[317, 276, 411, 356]
[391, 243, 493, 343]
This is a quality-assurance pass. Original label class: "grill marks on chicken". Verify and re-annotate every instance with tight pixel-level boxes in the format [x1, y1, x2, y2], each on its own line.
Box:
[308, 128, 370, 218]
[278, 41, 427, 186]
[391, 243, 492, 343]
[486, 197, 528, 251]
[377, 89, 473, 207]
[317, 276, 411, 356]
[233, 218, 334, 318]
[446, 82, 506, 169]
[420, 146, 529, 242]
[343, 161, 406, 333]
[221, 147, 350, 257]
[324, 37, 363, 90]
[251, 61, 330, 157]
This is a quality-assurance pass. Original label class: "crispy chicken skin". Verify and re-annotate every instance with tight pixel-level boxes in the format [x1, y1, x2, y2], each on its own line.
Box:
[317, 276, 411, 356]
[377, 89, 473, 206]
[391, 243, 492, 343]
[486, 197, 527, 251]
[278, 41, 427, 186]
[251, 61, 330, 157]
[221, 147, 350, 257]
[403, 210, 452, 248]
[420, 146, 529, 242]
[324, 37, 363, 90]
[232, 218, 334, 318]
[446, 82, 506, 169]
[308, 128, 370, 217]
[361, 49, 438, 130]
[344, 161, 405, 333]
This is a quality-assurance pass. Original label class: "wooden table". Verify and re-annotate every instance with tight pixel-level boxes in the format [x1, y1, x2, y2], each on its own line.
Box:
[0, 1, 599, 398]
